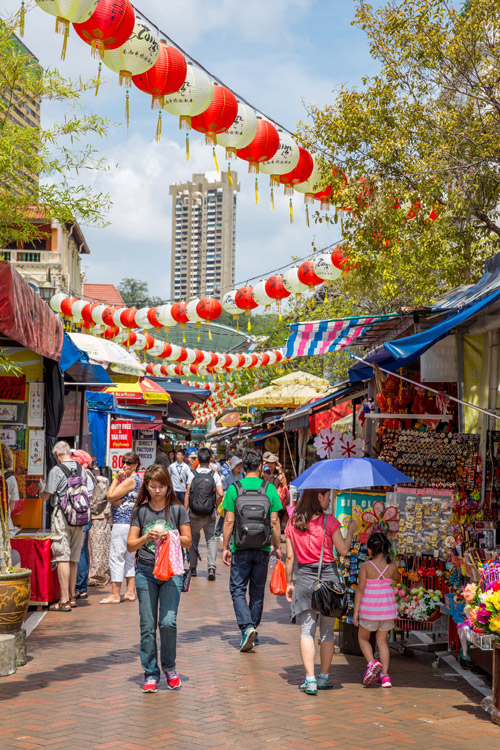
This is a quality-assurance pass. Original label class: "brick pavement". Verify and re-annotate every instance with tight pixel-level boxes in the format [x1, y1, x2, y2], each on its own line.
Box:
[0, 540, 499, 750]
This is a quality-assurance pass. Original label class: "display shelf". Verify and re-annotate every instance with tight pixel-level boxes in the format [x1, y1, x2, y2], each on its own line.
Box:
[464, 627, 498, 651]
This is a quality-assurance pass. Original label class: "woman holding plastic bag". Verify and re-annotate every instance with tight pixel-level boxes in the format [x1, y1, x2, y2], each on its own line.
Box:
[127, 465, 191, 694]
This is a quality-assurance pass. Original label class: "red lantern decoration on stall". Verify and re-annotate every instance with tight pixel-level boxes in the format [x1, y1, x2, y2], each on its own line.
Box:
[147, 307, 161, 329]
[171, 301, 189, 342]
[81, 303, 97, 325]
[60, 296, 77, 316]
[100, 307, 116, 326]
[265, 274, 291, 320]
[331, 247, 356, 274]
[236, 118, 280, 173]
[191, 84, 238, 145]
[297, 261, 323, 289]
[196, 297, 223, 340]
[159, 343, 172, 359]
[120, 307, 137, 329]
[235, 285, 258, 331]
[144, 334, 155, 350]
[132, 41, 187, 108]
[193, 349, 205, 365]
[314, 185, 332, 210]
[279, 147, 314, 195]
[177, 347, 188, 362]
[74, 0, 135, 59]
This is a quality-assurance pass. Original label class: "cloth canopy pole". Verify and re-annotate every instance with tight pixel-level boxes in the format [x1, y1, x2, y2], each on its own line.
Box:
[348, 351, 500, 423]
[284, 431, 297, 478]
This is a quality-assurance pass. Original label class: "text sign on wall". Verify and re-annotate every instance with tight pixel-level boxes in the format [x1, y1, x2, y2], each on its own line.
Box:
[108, 421, 133, 471]
[0, 376, 26, 401]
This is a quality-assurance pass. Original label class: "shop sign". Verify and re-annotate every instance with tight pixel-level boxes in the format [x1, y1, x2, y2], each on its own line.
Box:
[134, 439, 156, 468]
[0, 376, 26, 401]
[27, 382, 44, 427]
[108, 420, 133, 470]
[27, 429, 45, 475]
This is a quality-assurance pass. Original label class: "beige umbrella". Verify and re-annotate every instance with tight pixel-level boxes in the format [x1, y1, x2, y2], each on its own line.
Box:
[234, 382, 331, 409]
[270, 371, 330, 390]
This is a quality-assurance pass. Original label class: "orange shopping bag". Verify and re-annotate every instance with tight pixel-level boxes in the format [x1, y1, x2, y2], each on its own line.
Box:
[153, 536, 175, 581]
[270, 559, 287, 596]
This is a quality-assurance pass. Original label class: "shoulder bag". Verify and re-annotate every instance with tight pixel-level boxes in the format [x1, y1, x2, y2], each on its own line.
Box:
[311, 514, 348, 618]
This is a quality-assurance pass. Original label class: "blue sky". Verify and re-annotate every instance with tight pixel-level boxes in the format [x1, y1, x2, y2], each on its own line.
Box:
[2, 0, 380, 299]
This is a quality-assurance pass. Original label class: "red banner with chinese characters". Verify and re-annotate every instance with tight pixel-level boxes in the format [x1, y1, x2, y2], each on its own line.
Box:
[0, 376, 26, 401]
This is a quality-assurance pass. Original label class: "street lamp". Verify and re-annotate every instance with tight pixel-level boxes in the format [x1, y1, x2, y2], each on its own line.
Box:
[38, 279, 55, 302]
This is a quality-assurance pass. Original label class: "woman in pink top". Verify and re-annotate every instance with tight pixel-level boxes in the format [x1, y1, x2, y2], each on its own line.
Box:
[285, 489, 357, 695]
[353, 532, 400, 688]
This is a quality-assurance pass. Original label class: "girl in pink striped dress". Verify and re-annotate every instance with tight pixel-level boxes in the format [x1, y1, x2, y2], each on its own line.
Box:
[353, 532, 400, 688]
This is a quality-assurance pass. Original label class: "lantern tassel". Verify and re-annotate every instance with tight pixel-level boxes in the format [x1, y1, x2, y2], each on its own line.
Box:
[179, 115, 191, 130]
[119, 70, 132, 87]
[95, 61, 102, 97]
[255, 177, 259, 205]
[186, 132, 190, 161]
[152, 94, 163, 109]
[156, 111, 162, 142]
[125, 90, 130, 129]
[289, 198, 294, 224]
[19, 1, 25, 36]
[270, 186, 274, 213]
[225, 147, 236, 160]
[209, 326, 212, 341]
[227, 163, 233, 186]
[306, 204, 310, 227]
[248, 318, 251, 332]
[56, 17, 70, 61]
[248, 161, 259, 174]
[91, 39, 105, 60]
[212, 147, 219, 173]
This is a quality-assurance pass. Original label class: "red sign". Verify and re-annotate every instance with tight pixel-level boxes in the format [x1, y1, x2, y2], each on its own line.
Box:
[0, 376, 26, 401]
[110, 421, 133, 450]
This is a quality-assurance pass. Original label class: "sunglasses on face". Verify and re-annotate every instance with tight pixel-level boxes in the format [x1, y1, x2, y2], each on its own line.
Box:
[122, 460, 136, 466]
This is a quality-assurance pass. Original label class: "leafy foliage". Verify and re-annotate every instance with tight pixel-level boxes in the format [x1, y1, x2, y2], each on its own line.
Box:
[117, 278, 162, 308]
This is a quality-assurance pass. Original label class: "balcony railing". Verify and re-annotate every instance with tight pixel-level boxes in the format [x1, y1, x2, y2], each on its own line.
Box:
[0, 250, 59, 265]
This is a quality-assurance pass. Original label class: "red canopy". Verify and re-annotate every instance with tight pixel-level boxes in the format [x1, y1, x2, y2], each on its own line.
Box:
[0, 262, 63, 360]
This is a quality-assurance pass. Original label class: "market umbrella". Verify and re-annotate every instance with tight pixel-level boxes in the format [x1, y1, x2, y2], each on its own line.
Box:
[216, 411, 242, 427]
[290, 458, 414, 491]
[102, 378, 171, 404]
[68, 332, 145, 377]
[270, 371, 330, 390]
[233, 383, 331, 409]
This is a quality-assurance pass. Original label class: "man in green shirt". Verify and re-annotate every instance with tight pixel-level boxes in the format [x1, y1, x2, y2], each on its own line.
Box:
[222, 449, 282, 652]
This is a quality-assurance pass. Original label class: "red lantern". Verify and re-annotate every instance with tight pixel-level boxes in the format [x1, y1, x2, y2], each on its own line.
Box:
[159, 343, 172, 359]
[147, 307, 161, 328]
[265, 275, 291, 302]
[260, 353, 270, 367]
[236, 118, 280, 173]
[331, 248, 356, 273]
[60, 296, 77, 316]
[196, 297, 222, 322]
[177, 348, 188, 362]
[191, 84, 238, 144]
[145, 363, 154, 375]
[236, 354, 246, 368]
[144, 334, 155, 350]
[125, 332, 137, 346]
[171, 302, 189, 326]
[120, 307, 137, 329]
[174, 365, 183, 377]
[249, 354, 259, 368]
[132, 41, 187, 108]
[279, 147, 314, 195]
[189, 364, 199, 376]
[74, 0, 135, 59]
[274, 351, 284, 364]
[193, 349, 204, 365]
[297, 261, 323, 288]
[223, 354, 232, 370]
[103, 326, 119, 339]
[235, 286, 258, 313]
[314, 185, 332, 210]
[208, 353, 219, 368]
[81, 303, 97, 324]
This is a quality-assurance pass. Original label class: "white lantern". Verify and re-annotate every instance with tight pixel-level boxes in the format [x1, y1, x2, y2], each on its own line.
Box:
[152, 364, 163, 376]
[71, 298, 88, 323]
[283, 267, 309, 296]
[49, 292, 68, 313]
[222, 290, 240, 318]
[186, 299, 202, 324]
[260, 132, 300, 183]
[112, 307, 126, 328]
[36, 1, 98, 58]
[155, 304, 178, 329]
[91, 304, 108, 325]
[113, 331, 128, 344]
[294, 155, 328, 200]
[267, 351, 278, 366]
[252, 280, 274, 309]
[242, 354, 253, 369]
[163, 62, 213, 128]
[103, 19, 160, 86]
[184, 349, 197, 364]
[165, 344, 182, 361]
[149, 339, 166, 357]
[129, 333, 147, 350]
[313, 253, 342, 284]
[201, 351, 213, 366]
[135, 307, 153, 329]
[216, 102, 258, 157]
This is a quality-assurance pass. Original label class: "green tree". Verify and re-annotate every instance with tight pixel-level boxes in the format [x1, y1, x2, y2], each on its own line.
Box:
[117, 278, 162, 308]
[0, 15, 110, 248]
[298, 0, 500, 310]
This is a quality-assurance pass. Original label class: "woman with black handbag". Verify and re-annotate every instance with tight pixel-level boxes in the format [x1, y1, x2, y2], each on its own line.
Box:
[285, 489, 357, 695]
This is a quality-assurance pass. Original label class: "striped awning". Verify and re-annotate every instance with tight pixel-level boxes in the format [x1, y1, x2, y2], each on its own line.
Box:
[284, 314, 402, 359]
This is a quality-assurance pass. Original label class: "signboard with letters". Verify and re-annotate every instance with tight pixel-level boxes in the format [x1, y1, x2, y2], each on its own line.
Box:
[108, 420, 133, 471]
[134, 439, 157, 469]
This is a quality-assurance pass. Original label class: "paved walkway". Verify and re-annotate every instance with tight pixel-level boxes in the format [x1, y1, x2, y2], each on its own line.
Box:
[1, 542, 499, 750]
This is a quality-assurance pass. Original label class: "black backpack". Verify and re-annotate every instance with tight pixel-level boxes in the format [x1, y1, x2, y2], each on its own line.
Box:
[189, 470, 217, 516]
[233, 480, 272, 549]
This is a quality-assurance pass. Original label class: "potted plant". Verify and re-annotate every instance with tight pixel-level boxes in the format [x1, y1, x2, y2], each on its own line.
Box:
[0, 351, 31, 634]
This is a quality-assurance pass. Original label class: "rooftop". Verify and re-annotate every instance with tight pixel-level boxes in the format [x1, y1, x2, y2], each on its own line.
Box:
[83, 284, 125, 306]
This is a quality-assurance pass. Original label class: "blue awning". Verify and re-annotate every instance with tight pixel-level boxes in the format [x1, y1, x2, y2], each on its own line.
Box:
[60, 333, 112, 385]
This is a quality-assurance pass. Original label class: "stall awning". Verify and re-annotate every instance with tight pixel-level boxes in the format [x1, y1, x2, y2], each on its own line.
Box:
[162, 419, 191, 437]
[0, 261, 63, 360]
[85, 391, 156, 423]
[284, 383, 366, 432]
[61, 333, 112, 385]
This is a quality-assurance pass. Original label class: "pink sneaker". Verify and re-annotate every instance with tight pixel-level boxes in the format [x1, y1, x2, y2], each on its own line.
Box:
[363, 659, 382, 685]
[375, 673, 392, 688]
[165, 669, 182, 690]
[142, 678, 158, 693]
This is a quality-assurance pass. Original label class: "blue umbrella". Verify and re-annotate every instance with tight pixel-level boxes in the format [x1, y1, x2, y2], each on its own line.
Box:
[290, 458, 414, 491]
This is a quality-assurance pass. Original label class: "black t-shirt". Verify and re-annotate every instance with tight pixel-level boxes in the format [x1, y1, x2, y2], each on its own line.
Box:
[130, 501, 190, 568]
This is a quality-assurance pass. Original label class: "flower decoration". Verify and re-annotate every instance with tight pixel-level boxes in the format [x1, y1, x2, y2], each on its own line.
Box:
[476, 606, 491, 625]
[361, 500, 399, 535]
[462, 583, 478, 604]
[338, 433, 365, 458]
[313, 428, 342, 459]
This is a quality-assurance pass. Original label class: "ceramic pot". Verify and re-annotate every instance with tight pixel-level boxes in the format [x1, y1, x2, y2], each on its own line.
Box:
[0, 569, 31, 633]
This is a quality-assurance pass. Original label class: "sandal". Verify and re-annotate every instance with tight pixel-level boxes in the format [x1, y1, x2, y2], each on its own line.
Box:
[75, 592, 88, 600]
[69, 597, 77, 608]
[49, 600, 72, 612]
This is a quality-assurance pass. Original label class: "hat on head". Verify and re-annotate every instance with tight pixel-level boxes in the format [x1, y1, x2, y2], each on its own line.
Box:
[263, 452, 279, 463]
[71, 449, 92, 470]
[229, 455, 243, 470]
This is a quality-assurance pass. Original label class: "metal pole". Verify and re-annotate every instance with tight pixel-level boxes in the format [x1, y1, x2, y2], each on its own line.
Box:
[456, 330, 465, 432]
[284, 430, 297, 478]
[78, 387, 85, 450]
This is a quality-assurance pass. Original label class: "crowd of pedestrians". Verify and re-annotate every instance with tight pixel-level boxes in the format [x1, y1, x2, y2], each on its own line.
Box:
[35, 441, 399, 694]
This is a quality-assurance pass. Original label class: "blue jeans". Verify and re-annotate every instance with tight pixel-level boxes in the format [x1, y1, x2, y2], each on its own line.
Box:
[135, 564, 183, 680]
[76, 521, 92, 594]
[229, 549, 270, 633]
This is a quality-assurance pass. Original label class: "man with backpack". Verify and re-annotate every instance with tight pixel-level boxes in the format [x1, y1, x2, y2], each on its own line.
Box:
[222, 449, 282, 652]
[40, 441, 93, 612]
[186, 447, 223, 581]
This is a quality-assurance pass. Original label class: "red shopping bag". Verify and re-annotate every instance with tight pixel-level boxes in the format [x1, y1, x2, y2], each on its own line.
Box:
[270, 559, 287, 596]
[153, 536, 175, 581]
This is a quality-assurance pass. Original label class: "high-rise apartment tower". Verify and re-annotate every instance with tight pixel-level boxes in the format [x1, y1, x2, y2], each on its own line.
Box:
[169, 171, 240, 300]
